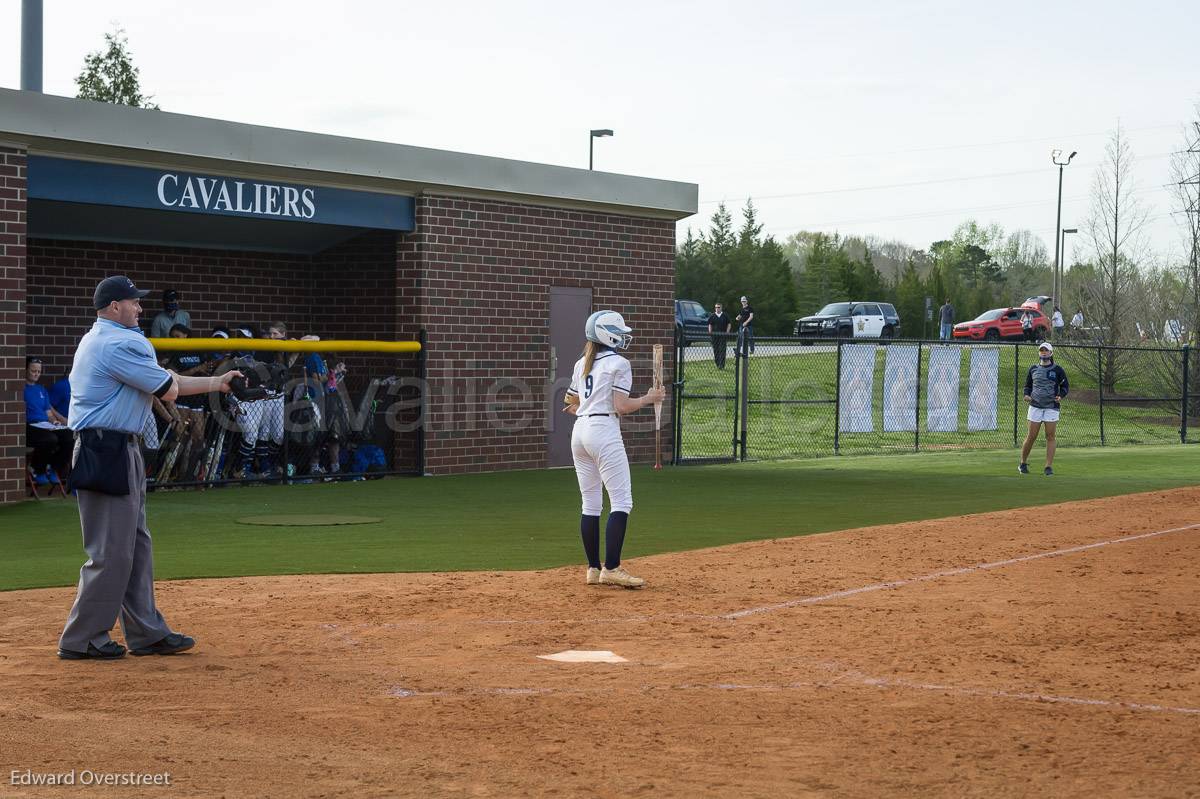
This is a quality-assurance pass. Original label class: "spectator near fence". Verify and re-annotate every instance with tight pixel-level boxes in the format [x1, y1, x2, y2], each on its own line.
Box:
[1051, 307, 1065, 339]
[707, 303, 732, 369]
[251, 321, 298, 477]
[149, 288, 191, 339]
[25, 356, 72, 484]
[164, 324, 212, 481]
[736, 295, 755, 356]
[1020, 308, 1035, 341]
[939, 299, 954, 340]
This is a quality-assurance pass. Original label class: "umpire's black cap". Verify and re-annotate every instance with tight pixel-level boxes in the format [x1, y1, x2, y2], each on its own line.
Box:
[94, 275, 151, 309]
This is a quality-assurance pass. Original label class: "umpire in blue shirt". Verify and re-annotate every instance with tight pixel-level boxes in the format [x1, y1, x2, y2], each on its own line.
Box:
[58, 276, 241, 660]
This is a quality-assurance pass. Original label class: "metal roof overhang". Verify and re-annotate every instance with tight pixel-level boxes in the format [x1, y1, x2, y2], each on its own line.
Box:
[0, 88, 698, 222]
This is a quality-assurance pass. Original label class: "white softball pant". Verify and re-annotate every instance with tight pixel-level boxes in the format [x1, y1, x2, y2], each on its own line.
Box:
[232, 396, 284, 446]
[571, 415, 632, 515]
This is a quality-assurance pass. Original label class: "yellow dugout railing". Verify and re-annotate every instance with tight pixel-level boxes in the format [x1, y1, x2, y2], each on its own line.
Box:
[149, 338, 422, 353]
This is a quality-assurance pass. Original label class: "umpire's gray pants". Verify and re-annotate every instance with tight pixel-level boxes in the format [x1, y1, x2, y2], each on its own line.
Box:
[59, 437, 174, 652]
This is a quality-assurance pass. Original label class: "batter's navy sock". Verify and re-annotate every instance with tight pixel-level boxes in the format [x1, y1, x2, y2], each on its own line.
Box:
[255, 441, 269, 472]
[238, 441, 254, 472]
[604, 511, 629, 570]
[580, 515, 601, 569]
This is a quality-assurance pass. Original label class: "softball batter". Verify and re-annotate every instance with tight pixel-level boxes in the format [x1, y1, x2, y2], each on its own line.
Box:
[563, 311, 666, 589]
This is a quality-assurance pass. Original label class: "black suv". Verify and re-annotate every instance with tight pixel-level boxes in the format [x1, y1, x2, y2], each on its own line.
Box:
[794, 301, 901, 339]
[675, 299, 710, 336]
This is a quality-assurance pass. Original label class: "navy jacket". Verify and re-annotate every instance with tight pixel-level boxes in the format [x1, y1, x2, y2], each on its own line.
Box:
[1024, 362, 1069, 410]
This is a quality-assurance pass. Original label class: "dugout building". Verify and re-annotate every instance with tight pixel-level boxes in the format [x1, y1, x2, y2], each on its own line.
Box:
[0, 88, 697, 504]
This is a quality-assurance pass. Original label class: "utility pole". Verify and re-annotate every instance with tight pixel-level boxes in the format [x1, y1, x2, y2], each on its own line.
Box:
[1051, 149, 1077, 307]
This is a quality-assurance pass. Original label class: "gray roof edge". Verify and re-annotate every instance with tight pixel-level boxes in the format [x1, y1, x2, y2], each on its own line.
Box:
[0, 88, 698, 220]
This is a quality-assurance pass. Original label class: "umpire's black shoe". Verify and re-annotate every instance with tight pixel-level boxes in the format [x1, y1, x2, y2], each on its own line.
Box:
[130, 633, 195, 656]
[58, 641, 127, 660]
[1018, 463, 1029, 474]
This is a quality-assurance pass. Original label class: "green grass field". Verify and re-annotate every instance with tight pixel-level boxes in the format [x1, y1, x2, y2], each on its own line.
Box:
[679, 341, 1187, 461]
[4, 444, 1200, 591]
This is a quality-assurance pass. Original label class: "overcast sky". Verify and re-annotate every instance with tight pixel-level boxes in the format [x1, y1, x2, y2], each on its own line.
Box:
[2, 0, 1197, 260]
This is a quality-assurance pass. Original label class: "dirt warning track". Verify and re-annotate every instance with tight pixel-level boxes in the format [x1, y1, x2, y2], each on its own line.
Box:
[2, 488, 1199, 797]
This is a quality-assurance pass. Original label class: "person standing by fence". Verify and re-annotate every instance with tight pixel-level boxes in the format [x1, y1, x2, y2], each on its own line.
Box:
[707, 302, 732, 369]
[938, 299, 955, 340]
[1019, 342, 1069, 476]
[736, 296, 755, 357]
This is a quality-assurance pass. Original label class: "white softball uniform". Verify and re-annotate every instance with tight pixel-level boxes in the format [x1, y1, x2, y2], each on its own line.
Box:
[568, 351, 634, 515]
[231, 394, 284, 446]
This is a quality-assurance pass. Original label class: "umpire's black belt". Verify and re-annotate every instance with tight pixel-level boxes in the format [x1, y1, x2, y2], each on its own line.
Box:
[585, 413, 616, 417]
[74, 429, 140, 444]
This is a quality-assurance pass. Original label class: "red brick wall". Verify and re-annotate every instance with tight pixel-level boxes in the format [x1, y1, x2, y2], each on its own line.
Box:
[6, 184, 679, 500]
[413, 194, 676, 473]
[26, 241, 312, 377]
[312, 231, 418, 472]
[0, 148, 27, 504]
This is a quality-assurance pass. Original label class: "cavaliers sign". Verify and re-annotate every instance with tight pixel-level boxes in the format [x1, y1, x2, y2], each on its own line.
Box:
[28, 156, 415, 231]
[157, 174, 316, 219]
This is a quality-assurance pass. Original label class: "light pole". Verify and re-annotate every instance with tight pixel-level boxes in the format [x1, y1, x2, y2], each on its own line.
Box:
[1060, 227, 1078, 309]
[589, 129, 613, 170]
[1051, 149, 1077, 306]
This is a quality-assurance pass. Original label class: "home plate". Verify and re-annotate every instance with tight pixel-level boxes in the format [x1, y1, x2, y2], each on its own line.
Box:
[537, 650, 628, 664]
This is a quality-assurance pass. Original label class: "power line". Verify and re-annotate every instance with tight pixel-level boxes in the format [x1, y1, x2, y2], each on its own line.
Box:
[755, 186, 1171, 232]
[679, 122, 1180, 170]
[698, 151, 1175, 206]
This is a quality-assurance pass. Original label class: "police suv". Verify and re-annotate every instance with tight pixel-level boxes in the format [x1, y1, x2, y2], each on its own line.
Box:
[794, 301, 901, 339]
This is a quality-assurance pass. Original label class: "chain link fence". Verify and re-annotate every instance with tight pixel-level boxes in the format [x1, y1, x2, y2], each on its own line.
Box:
[142, 339, 424, 489]
[673, 331, 1194, 463]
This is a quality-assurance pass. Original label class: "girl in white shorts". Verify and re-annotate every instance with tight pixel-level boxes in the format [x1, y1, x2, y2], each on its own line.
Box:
[1020, 341, 1069, 475]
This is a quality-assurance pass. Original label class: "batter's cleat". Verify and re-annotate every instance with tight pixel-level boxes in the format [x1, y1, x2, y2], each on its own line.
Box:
[1044, 466, 1054, 476]
[586, 567, 601, 585]
[1018, 463, 1029, 474]
[599, 566, 645, 589]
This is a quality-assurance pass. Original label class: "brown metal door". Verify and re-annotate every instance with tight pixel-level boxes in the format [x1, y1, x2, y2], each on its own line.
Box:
[548, 287, 593, 467]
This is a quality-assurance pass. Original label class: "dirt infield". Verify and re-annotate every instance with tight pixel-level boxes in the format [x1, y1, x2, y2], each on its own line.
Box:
[3, 488, 1199, 798]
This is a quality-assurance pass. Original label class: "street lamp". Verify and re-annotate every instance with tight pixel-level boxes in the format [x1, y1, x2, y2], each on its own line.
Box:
[1060, 227, 1078, 308]
[1051, 149, 1077, 306]
[589, 129, 613, 170]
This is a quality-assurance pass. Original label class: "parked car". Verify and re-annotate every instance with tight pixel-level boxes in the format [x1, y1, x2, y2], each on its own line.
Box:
[1022, 295, 1054, 313]
[953, 307, 1050, 341]
[675, 299, 711, 336]
[794, 301, 901, 339]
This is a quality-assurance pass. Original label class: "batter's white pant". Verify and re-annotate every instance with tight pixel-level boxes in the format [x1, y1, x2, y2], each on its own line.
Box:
[571, 416, 633, 515]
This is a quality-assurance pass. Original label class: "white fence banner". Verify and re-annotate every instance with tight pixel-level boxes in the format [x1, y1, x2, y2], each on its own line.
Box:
[883, 345, 919, 432]
[838, 344, 877, 433]
[926, 346, 961, 432]
[967, 347, 1000, 431]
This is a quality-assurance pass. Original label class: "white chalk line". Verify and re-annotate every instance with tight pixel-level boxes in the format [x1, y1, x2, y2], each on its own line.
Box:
[316, 521, 1200, 631]
[384, 670, 1200, 718]
[722, 522, 1200, 620]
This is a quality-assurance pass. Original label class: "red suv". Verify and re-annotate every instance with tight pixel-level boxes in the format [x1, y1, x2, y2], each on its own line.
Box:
[953, 306, 1049, 341]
